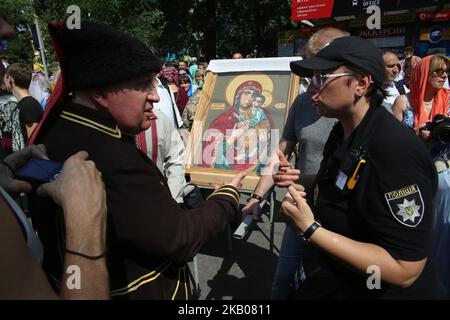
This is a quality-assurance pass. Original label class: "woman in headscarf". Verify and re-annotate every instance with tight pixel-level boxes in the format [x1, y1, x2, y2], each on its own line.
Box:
[392, 54, 449, 130]
[158, 65, 189, 114]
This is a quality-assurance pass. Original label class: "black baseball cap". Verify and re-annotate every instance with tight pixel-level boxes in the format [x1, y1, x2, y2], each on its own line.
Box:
[290, 36, 386, 86]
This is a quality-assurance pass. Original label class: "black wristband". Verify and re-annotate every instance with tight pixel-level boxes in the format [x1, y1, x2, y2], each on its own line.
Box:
[65, 248, 106, 260]
[250, 193, 263, 202]
[301, 221, 321, 241]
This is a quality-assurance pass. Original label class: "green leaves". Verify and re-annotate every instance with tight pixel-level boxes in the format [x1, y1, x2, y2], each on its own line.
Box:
[2, 0, 164, 64]
[1, 0, 294, 65]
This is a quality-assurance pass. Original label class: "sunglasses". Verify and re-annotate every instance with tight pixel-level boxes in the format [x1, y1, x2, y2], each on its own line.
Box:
[311, 72, 354, 89]
[432, 68, 449, 77]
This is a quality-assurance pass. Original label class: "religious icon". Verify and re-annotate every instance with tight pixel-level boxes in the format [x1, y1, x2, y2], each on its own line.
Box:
[185, 58, 299, 190]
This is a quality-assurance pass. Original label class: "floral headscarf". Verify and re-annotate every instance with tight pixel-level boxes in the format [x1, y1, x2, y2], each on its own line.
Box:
[158, 65, 179, 85]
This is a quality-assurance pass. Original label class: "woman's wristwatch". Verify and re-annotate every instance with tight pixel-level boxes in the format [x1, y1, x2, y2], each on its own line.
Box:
[250, 193, 263, 202]
[300, 221, 321, 242]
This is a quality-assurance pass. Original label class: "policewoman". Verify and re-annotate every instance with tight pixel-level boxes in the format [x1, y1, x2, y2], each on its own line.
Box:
[282, 36, 447, 299]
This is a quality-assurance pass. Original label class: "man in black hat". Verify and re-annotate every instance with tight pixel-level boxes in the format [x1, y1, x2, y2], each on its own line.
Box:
[30, 21, 245, 300]
[279, 36, 446, 299]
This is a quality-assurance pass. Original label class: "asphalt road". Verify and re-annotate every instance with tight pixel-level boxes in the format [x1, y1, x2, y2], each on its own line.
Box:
[188, 188, 289, 300]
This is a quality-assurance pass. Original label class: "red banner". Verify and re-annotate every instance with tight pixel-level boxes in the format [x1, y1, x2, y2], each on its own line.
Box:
[291, 0, 334, 21]
[418, 11, 450, 22]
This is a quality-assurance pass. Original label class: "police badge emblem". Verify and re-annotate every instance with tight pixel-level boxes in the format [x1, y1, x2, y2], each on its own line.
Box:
[384, 184, 424, 228]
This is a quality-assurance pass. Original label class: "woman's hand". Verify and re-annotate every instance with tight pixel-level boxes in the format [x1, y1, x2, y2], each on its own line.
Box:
[281, 185, 315, 233]
[272, 150, 300, 187]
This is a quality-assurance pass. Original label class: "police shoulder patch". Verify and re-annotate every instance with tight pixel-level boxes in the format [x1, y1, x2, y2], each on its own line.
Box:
[384, 184, 424, 228]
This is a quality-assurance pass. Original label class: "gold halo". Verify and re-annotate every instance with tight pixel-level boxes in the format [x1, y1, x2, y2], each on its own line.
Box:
[260, 90, 272, 108]
[225, 74, 274, 107]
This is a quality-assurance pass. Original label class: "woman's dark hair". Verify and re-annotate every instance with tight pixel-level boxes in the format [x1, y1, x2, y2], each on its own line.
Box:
[344, 65, 386, 108]
[366, 83, 386, 108]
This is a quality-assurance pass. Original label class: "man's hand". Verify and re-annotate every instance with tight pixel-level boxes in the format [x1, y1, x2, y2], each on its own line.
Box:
[273, 150, 300, 187]
[37, 151, 107, 254]
[226, 170, 248, 189]
[241, 198, 261, 220]
[0, 144, 48, 193]
[281, 186, 314, 233]
[38, 151, 109, 300]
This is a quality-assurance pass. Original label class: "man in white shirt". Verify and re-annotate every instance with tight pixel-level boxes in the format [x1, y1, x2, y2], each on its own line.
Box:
[382, 50, 408, 113]
[136, 109, 187, 203]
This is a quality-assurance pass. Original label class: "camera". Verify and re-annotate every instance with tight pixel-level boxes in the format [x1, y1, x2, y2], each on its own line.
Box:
[422, 115, 450, 144]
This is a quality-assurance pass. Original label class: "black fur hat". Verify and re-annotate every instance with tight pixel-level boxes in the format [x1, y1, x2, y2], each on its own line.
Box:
[49, 21, 161, 91]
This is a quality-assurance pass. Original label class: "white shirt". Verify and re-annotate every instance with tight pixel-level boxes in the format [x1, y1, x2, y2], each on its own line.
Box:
[29, 73, 50, 108]
[144, 109, 187, 203]
[382, 81, 409, 114]
[396, 59, 405, 81]
[153, 78, 183, 129]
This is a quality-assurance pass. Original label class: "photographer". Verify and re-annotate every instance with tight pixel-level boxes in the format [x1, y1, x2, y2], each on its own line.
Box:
[393, 53, 449, 296]
[417, 116, 450, 299]
[429, 125, 450, 297]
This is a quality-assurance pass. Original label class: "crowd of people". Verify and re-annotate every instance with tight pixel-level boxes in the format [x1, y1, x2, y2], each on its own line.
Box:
[0, 15, 449, 300]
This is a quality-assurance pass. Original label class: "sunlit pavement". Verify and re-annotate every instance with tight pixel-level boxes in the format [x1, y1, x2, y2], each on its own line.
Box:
[188, 187, 288, 300]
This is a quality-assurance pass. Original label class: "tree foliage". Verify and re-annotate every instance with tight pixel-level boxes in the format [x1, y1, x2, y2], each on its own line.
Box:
[1, 0, 294, 65]
[2, 0, 164, 64]
[213, 0, 294, 58]
[0, 0, 34, 63]
[33, 0, 164, 63]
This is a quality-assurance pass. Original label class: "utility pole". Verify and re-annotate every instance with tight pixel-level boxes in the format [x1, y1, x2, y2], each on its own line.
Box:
[33, 15, 49, 82]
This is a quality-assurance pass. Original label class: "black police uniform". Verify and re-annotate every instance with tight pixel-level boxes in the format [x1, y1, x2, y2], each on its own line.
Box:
[299, 106, 447, 299]
[31, 101, 240, 300]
